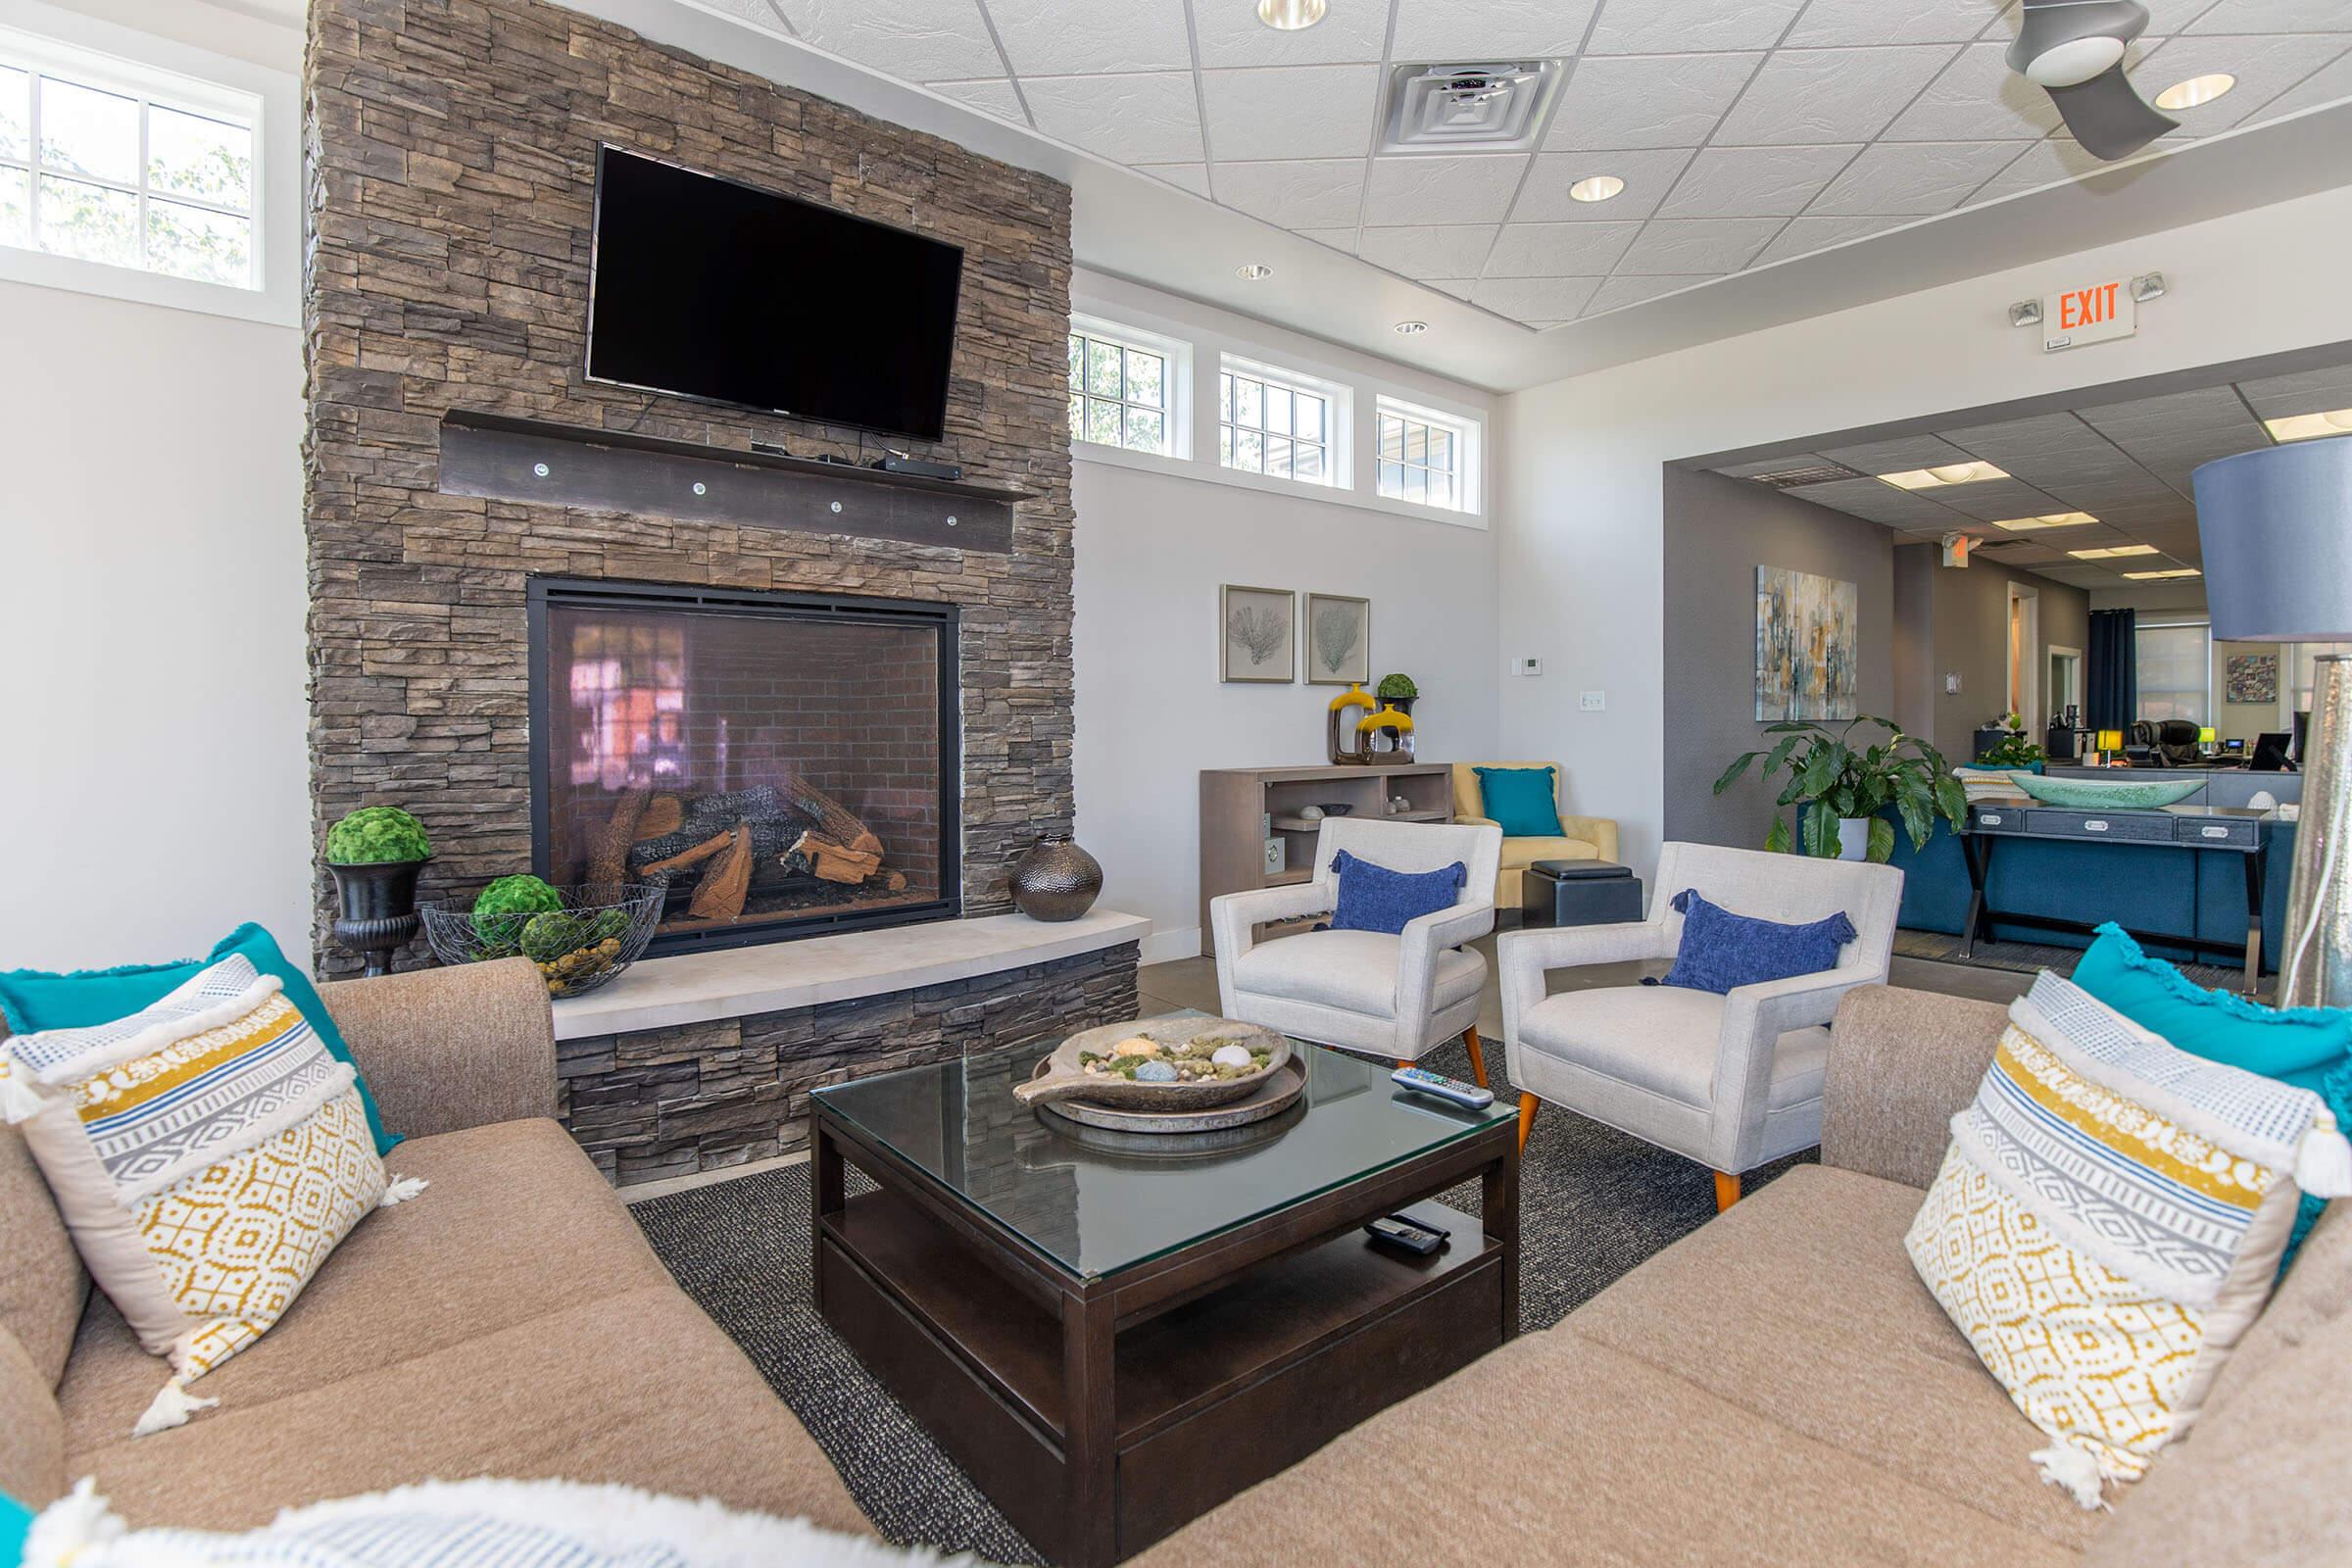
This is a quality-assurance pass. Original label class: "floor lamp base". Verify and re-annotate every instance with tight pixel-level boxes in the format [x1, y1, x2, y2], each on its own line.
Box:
[2279, 655, 2351, 1010]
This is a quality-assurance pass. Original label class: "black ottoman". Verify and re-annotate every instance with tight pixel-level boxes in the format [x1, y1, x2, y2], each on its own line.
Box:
[1522, 859, 1642, 928]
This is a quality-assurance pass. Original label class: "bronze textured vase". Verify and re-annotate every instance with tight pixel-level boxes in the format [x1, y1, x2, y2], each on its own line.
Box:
[1009, 839, 1102, 922]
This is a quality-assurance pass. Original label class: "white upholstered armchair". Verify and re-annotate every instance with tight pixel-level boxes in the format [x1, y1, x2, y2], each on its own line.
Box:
[1499, 842, 1902, 1208]
[1211, 817, 1505, 1084]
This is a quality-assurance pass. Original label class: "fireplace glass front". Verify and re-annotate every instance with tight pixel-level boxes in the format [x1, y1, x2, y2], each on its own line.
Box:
[530, 580, 958, 952]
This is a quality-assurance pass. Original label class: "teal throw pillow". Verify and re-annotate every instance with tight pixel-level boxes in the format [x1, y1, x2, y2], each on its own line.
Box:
[1474, 765, 1564, 838]
[0, 922, 401, 1154]
[0, 1489, 27, 1568]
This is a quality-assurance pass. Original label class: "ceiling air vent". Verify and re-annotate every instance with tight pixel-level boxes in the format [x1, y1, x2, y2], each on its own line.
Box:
[1378, 61, 1567, 157]
[1744, 461, 1865, 490]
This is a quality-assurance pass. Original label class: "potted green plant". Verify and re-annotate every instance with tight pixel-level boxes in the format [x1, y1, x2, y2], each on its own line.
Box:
[1374, 672, 1418, 746]
[1712, 716, 1967, 862]
[323, 806, 433, 977]
[1978, 711, 2047, 771]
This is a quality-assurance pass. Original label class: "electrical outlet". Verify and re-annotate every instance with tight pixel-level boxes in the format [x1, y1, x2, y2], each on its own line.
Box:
[1580, 690, 1605, 711]
[1944, 672, 1963, 695]
[1517, 657, 1542, 676]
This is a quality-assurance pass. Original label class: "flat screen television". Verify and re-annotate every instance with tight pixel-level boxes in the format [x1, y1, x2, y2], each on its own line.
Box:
[585, 146, 964, 442]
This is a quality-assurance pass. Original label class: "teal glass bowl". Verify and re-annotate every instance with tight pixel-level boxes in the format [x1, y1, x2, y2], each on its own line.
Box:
[2006, 774, 2204, 809]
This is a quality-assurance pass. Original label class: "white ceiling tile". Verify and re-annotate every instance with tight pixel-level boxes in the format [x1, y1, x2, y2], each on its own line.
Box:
[1747, 213, 1909, 267]
[1294, 226, 1361, 252]
[1211, 159, 1368, 227]
[1544, 52, 1762, 151]
[1023, 72, 1205, 163]
[1883, 42, 2066, 141]
[1135, 161, 1213, 197]
[1361, 154, 1532, 224]
[1806, 140, 2027, 216]
[1190, 0, 1392, 66]
[1819, 433, 1977, 471]
[1785, 0, 1984, 47]
[1615, 217, 1783, 273]
[1471, 275, 1605, 319]
[1712, 46, 1960, 145]
[2242, 51, 2352, 123]
[926, 77, 1027, 122]
[1656, 144, 1860, 219]
[1390, 0, 1604, 60]
[1582, 273, 1724, 315]
[2237, 364, 2352, 418]
[2132, 33, 2352, 132]
[778, 0, 1005, 81]
[1979, 1, 2223, 40]
[1509, 147, 1696, 220]
[1353, 224, 1501, 277]
[1421, 277, 1481, 302]
[695, 0, 788, 32]
[1587, 0, 1806, 55]
[1964, 135, 2186, 205]
[1483, 220, 1643, 275]
[2187, 0, 2352, 32]
[1200, 65, 1383, 161]
[983, 0, 1191, 74]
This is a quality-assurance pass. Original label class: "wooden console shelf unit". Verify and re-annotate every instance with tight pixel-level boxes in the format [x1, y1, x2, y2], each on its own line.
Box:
[437, 410, 1031, 553]
[1199, 762, 1453, 955]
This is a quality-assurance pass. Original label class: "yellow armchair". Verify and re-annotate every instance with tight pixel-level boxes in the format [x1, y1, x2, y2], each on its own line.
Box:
[1449, 761, 1619, 907]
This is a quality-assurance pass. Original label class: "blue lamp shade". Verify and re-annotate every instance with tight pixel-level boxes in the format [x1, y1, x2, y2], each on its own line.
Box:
[2191, 436, 2352, 642]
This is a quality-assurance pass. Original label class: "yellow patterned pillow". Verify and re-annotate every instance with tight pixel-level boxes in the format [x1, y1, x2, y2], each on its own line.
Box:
[0, 954, 424, 1436]
[1907, 971, 2351, 1510]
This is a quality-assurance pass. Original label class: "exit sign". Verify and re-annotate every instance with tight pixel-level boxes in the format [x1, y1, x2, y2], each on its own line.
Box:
[2042, 279, 2134, 353]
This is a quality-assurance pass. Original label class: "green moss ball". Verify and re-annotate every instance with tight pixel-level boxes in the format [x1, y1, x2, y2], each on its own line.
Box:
[471, 873, 564, 945]
[324, 806, 431, 864]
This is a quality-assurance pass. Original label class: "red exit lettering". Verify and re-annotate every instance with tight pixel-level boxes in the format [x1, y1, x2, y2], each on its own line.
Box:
[2059, 282, 2121, 330]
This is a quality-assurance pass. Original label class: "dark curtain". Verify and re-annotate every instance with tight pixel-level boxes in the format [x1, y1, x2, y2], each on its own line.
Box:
[2087, 609, 2137, 733]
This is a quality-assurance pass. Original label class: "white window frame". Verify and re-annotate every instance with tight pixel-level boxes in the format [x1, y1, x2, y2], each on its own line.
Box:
[1068, 314, 1190, 461]
[1373, 393, 1481, 517]
[0, 8, 293, 326]
[1217, 353, 1348, 492]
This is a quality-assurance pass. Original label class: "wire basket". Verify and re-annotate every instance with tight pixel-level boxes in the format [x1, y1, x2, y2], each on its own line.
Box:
[418, 882, 665, 1000]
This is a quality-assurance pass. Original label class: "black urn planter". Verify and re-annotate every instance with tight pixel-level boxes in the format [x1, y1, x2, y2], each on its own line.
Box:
[1009, 839, 1102, 923]
[327, 858, 430, 978]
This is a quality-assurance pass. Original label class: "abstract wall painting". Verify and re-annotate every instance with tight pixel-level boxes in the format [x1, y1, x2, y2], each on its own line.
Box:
[2226, 651, 2278, 705]
[1755, 565, 1859, 721]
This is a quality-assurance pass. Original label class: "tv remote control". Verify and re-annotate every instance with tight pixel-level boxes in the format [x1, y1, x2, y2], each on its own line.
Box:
[1391, 1065, 1494, 1110]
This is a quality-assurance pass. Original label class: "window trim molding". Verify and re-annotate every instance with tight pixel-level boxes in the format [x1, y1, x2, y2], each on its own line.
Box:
[1373, 391, 1483, 518]
[1069, 312, 1191, 461]
[0, 2, 293, 327]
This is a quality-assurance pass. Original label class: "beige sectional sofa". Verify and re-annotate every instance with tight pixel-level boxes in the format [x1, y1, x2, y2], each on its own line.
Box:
[1136, 986, 2352, 1566]
[0, 958, 870, 1538]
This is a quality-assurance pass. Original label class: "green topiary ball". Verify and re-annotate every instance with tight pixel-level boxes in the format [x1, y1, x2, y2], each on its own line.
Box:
[471, 873, 564, 946]
[1376, 672, 1418, 702]
[518, 910, 592, 964]
[325, 806, 432, 864]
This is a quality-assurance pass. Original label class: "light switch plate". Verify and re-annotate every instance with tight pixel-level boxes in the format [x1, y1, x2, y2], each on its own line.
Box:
[1517, 657, 1542, 676]
[1944, 672, 1963, 694]
[1580, 690, 1605, 711]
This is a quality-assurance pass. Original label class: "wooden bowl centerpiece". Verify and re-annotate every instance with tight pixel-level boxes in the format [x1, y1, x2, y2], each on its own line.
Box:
[1012, 1015, 1291, 1112]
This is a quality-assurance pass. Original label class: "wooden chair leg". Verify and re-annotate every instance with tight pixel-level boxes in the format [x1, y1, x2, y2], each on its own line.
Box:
[1714, 1171, 1741, 1212]
[1462, 1025, 1489, 1088]
[1517, 1092, 1540, 1153]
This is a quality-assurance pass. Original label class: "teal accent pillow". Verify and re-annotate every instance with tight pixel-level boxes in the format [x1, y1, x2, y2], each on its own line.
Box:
[1473, 765, 1564, 838]
[0, 923, 401, 1154]
[0, 1490, 27, 1568]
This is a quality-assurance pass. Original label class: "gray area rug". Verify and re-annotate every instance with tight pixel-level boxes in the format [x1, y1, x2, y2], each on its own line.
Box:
[631, 1035, 1807, 1563]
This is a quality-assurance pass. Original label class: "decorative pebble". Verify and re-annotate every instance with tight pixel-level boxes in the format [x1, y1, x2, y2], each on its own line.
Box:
[1210, 1044, 1254, 1067]
[1135, 1059, 1178, 1083]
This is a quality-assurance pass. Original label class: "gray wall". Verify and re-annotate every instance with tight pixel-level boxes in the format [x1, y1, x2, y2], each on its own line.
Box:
[1662, 466, 1895, 852]
[1910, 545, 2091, 760]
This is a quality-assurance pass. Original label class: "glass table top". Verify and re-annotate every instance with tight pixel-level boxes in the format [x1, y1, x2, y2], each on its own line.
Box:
[812, 1019, 1513, 1281]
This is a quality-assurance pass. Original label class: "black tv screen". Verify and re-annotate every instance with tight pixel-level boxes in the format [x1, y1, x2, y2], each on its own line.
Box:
[585, 147, 964, 442]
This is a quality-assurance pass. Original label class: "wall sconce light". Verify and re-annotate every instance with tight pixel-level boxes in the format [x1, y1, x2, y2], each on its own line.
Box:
[2009, 299, 2042, 328]
[2132, 271, 2166, 303]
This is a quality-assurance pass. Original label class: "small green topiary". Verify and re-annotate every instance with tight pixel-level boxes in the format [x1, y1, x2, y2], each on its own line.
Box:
[1376, 672, 1418, 702]
[518, 910, 592, 964]
[324, 806, 431, 865]
[471, 873, 564, 946]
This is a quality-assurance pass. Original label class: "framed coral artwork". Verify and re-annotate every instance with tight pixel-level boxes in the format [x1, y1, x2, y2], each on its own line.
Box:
[1304, 592, 1371, 686]
[1220, 584, 1295, 683]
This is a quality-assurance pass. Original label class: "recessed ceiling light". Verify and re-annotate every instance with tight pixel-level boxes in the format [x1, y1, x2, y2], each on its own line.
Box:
[2123, 567, 2203, 579]
[1255, 0, 1326, 29]
[2155, 74, 2234, 111]
[1394, 320, 1428, 335]
[2070, 544, 2161, 559]
[1990, 513, 2098, 530]
[2267, 409, 2352, 442]
[1879, 463, 2009, 489]
[1568, 174, 1625, 204]
[1236, 263, 1273, 281]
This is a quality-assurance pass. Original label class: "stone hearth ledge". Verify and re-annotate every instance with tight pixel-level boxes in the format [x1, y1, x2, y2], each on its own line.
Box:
[550, 909, 1151, 1041]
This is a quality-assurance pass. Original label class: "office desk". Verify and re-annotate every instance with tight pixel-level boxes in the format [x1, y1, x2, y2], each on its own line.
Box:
[1961, 798, 2275, 992]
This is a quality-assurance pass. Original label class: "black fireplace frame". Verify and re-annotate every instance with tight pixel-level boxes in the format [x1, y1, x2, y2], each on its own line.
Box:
[526, 575, 963, 956]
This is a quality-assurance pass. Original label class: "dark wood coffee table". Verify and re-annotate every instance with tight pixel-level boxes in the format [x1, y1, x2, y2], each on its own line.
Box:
[810, 1034, 1519, 1567]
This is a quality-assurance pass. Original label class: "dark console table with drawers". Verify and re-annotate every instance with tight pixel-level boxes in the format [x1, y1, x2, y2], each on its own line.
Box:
[1961, 797, 2275, 992]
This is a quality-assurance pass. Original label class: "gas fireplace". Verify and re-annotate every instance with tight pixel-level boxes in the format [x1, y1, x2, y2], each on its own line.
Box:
[527, 578, 960, 954]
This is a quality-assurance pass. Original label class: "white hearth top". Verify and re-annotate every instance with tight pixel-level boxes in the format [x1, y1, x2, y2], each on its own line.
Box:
[549, 908, 1150, 1041]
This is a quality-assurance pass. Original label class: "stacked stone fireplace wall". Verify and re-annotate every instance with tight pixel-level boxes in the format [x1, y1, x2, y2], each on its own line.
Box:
[304, 0, 1076, 968]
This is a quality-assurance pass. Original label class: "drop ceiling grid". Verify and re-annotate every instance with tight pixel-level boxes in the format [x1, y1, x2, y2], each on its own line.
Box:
[745, 0, 2352, 327]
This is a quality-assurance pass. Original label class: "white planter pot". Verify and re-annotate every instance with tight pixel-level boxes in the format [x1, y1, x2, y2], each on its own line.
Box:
[1837, 817, 1872, 861]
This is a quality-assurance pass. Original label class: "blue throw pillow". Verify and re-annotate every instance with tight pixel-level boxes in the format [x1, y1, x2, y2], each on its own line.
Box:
[1472, 765, 1565, 838]
[0, 1489, 27, 1568]
[1329, 850, 1466, 936]
[0, 922, 401, 1154]
[1660, 889, 1857, 995]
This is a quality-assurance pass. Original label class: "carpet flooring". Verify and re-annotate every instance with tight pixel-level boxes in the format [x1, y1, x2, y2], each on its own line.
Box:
[631, 1034, 1807, 1563]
